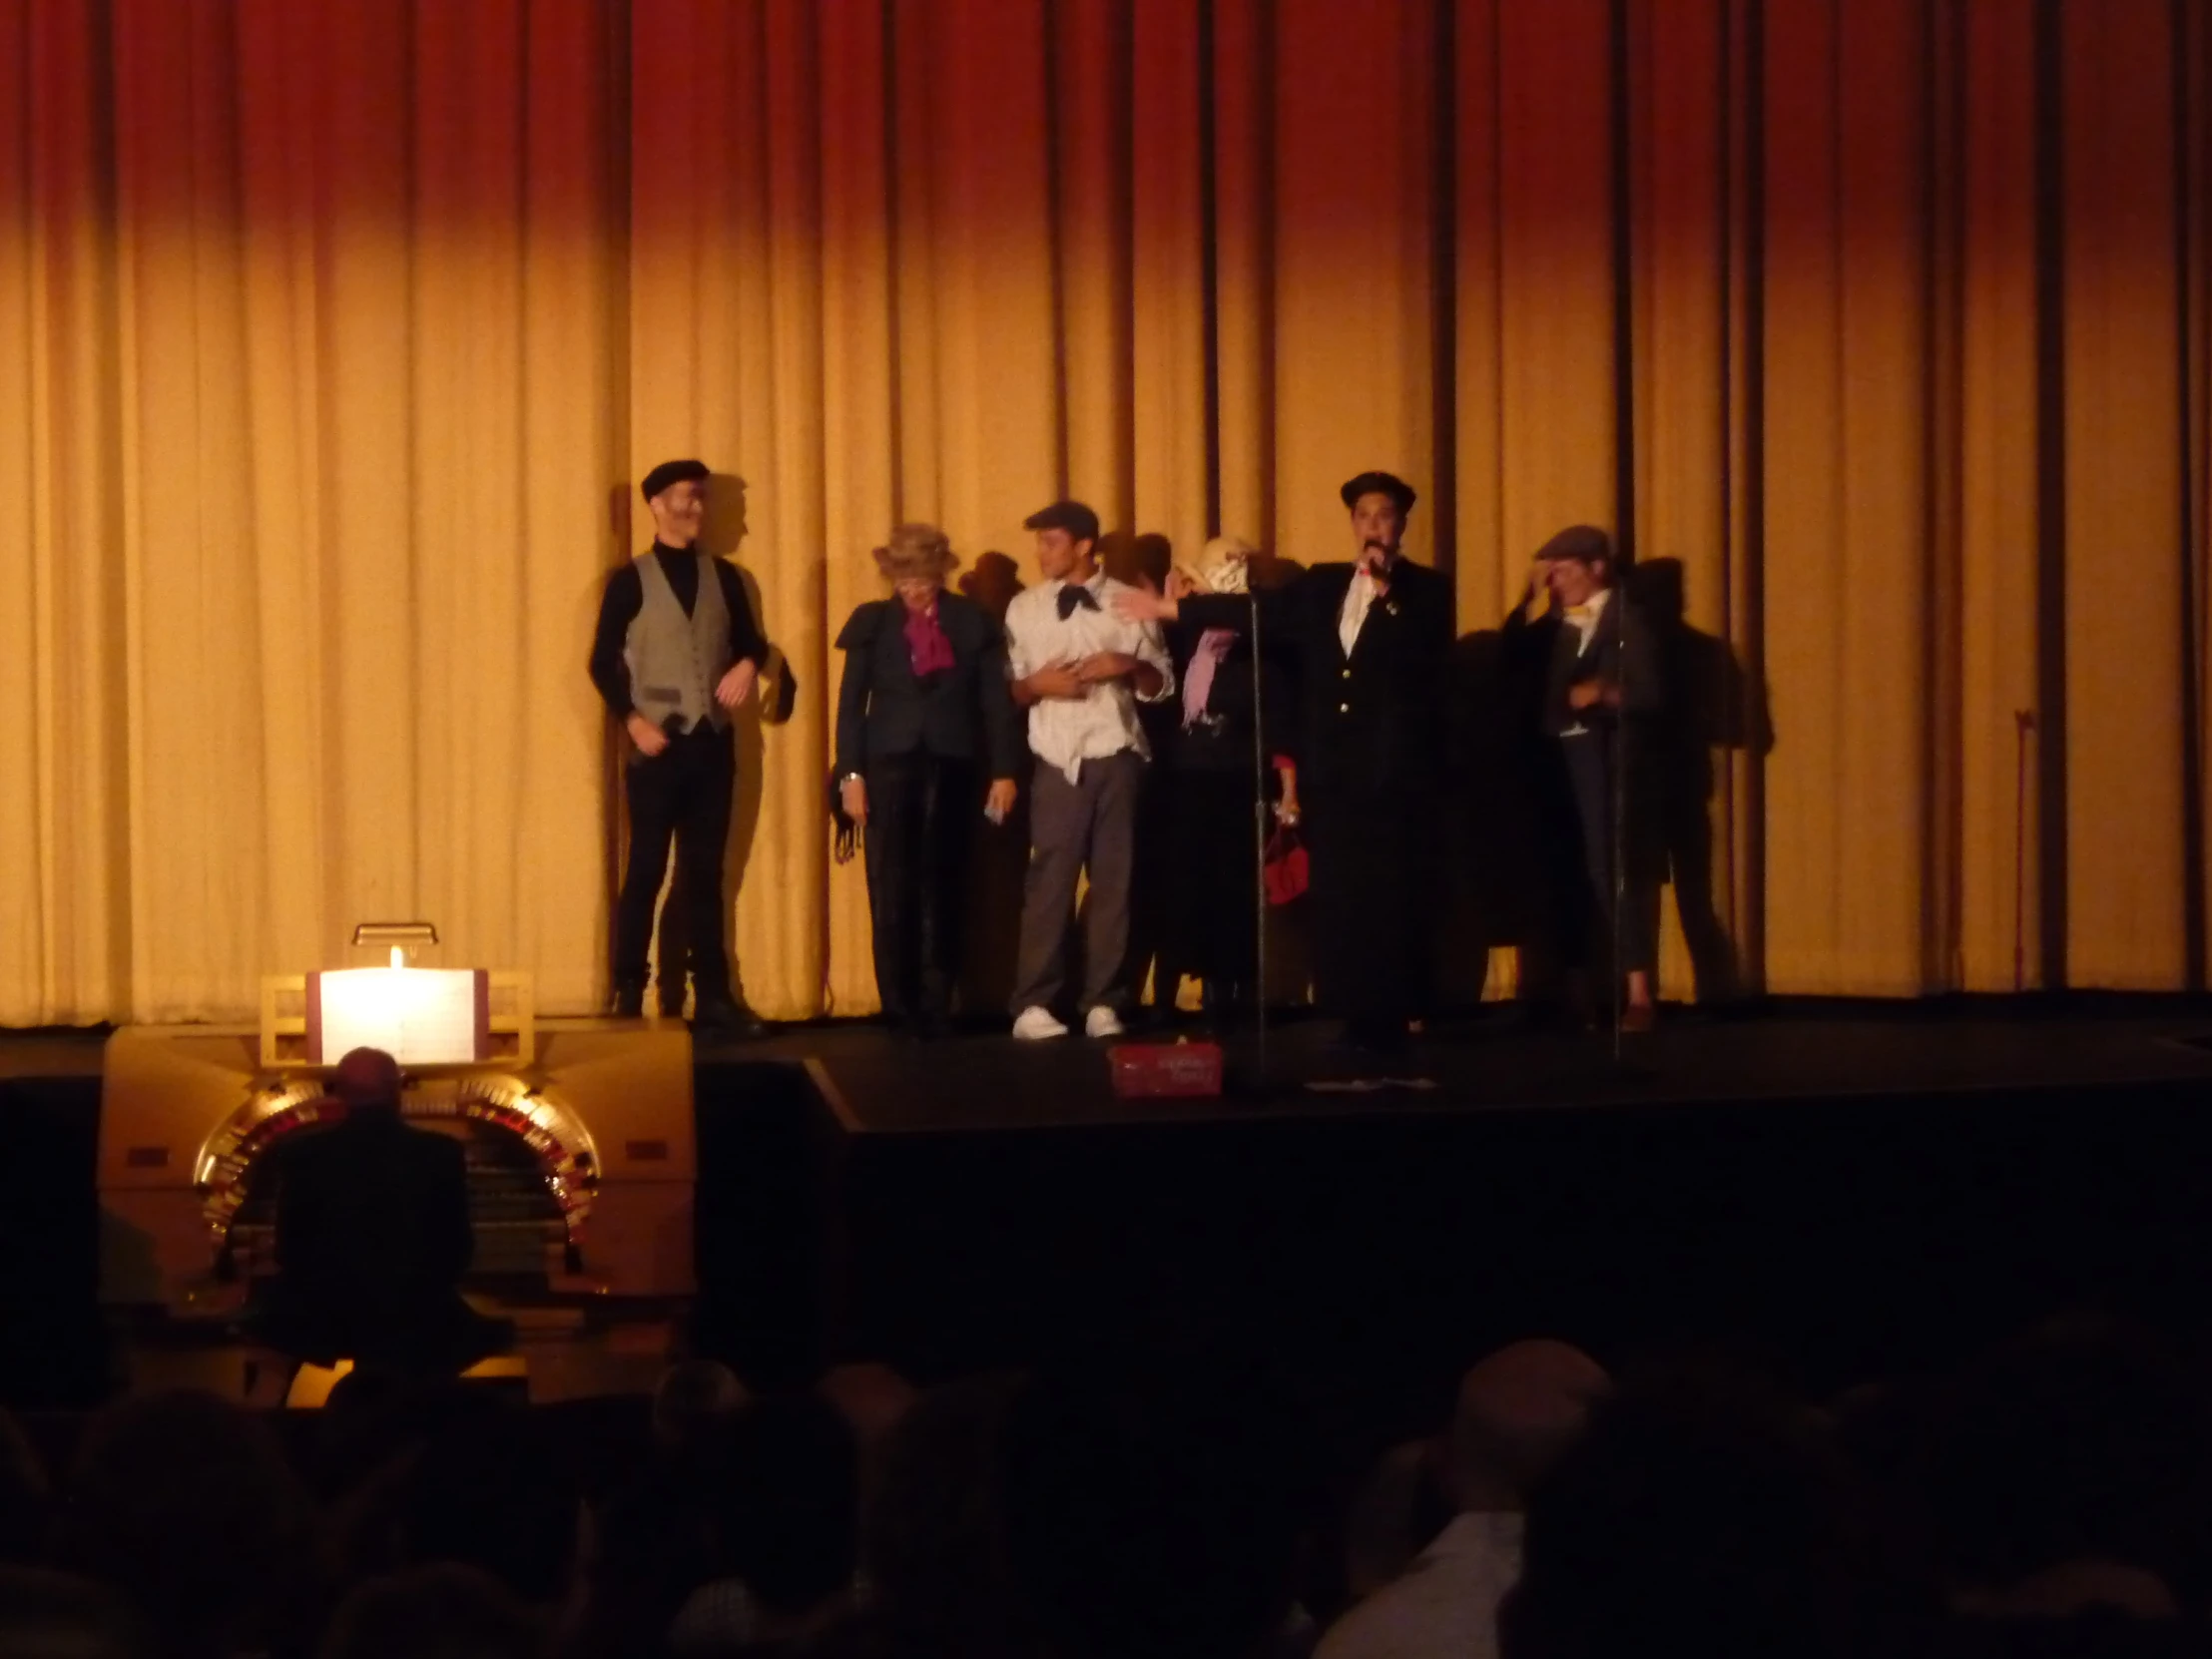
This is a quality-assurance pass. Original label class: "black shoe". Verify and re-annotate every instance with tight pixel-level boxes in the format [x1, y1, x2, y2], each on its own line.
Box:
[609, 982, 646, 1019]
[657, 983, 689, 1017]
[693, 990, 768, 1039]
[913, 1011, 956, 1043]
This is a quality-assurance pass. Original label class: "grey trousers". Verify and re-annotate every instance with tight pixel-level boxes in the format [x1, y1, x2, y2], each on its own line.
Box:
[1009, 750, 1144, 1015]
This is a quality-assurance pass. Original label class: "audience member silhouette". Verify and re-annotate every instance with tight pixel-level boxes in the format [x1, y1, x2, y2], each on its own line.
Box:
[1498, 1367, 1884, 1659]
[0, 1407, 46, 1568]
[999, 1358, 1310, 1659]
[317, 1563, 541, 1659]
[0, 1564, 151, 1659]
[15, 1318, 2212, 1659]
[48, 1388, 315, 1659]
[842, 1373, 1024, 1659]
[1320, 1340, 1608, 1659]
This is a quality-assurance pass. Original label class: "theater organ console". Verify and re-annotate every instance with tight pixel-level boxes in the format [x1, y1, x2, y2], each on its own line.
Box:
[98, 964, 697, 1380]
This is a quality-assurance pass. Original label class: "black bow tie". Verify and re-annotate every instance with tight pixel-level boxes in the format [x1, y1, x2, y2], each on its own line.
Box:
[1056, 584, 1100, 620]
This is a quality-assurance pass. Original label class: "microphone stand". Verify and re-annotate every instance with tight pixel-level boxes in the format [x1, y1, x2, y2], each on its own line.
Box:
[1611, 576, 1626, 1061]
[1250, 582, 1270, 1093]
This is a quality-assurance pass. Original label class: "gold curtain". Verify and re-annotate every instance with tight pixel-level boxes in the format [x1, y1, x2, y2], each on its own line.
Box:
[3, 0, 2207, 1024]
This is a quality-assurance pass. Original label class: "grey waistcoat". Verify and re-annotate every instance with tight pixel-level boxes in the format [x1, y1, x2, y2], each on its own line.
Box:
[624, 552, 735, 735]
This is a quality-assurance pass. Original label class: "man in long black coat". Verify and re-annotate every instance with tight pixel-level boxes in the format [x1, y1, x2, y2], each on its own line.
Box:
[1119, 471, 1453, 1055]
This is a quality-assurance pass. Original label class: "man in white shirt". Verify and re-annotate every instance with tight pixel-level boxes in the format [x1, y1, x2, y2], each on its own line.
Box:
[1318, 1340, 1607, 1659]
[1002, 500, 1175, 1040]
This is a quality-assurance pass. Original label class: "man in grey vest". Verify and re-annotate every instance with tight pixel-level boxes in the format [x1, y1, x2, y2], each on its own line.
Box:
[588, 458, 768, 1032]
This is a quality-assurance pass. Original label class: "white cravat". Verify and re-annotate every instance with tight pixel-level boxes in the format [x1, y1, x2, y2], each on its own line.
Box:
[1339, 566, 1381, 657]
[1563, 584, 1613, 656]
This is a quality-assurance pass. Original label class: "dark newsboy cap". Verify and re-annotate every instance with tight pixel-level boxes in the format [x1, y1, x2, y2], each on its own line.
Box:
[1339, 470, 1417, 515]
[641, 458, 711, 503]
[1022, 499, 1102, 544]
[1533, 524, 1613, 565]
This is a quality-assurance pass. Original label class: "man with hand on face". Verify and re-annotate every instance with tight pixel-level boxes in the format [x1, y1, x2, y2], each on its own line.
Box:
[588, 458, 769, 1034]
[1514, 525, 1663, 1032]
[1002, 499, 1175, 1041]
[1117, 471, 1453, 1059]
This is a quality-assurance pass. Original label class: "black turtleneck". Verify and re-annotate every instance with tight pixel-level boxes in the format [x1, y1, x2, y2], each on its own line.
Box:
[588, 541, 768, 719]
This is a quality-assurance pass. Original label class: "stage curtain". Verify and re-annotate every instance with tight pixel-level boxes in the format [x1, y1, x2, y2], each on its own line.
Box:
[2, 0, 2208, 1025]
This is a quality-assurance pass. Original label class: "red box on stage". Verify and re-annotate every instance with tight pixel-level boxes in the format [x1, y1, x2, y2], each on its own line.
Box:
[1108, 1041, 1224, 1098]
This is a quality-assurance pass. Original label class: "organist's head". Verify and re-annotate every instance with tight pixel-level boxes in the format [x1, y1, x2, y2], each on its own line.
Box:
[332, 1046, 402, 1117]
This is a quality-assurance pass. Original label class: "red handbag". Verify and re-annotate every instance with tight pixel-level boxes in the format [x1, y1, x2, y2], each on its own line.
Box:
[1264, 823, 1310, 905]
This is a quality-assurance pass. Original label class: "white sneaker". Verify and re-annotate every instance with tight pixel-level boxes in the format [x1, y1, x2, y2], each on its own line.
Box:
[1012, 1006, 1069, 1041]
[1083, 1005, 1126, 1039]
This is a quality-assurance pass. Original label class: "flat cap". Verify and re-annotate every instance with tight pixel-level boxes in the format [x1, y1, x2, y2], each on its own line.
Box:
[1340, 470, 1417, 515]
[641, 458, 710, 503]
[1533, 524, 1613, 565]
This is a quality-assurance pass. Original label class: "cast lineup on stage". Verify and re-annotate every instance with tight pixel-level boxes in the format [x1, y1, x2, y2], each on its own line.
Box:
[591, 462, 1661, 1056]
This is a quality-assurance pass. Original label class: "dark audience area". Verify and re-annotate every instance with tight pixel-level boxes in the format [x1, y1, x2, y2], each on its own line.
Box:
[5, 1314, 2212, 1659]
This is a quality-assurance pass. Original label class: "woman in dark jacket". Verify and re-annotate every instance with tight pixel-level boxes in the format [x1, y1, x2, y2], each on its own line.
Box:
[1157, 537, 1300, 1025]
[833, 524, 1021, 1037]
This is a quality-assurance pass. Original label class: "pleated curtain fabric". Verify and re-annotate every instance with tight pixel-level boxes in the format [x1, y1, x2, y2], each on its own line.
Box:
[2, 0, 2207, 1023]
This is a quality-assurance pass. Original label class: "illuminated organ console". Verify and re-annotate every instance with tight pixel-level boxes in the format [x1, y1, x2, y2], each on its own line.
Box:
[99, 968, 697, 1343]
[204, 1071, 599, 1288]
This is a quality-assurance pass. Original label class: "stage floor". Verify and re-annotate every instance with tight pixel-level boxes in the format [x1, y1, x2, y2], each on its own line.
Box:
[12, 998, 2212, 1129]
[727, 999, 2212, 1135]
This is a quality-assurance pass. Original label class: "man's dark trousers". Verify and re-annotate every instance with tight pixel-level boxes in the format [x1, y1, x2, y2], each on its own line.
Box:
[616, 724, 735, 997]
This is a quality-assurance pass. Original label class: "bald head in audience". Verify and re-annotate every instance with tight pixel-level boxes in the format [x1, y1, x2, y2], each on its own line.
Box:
[1445, 1340, 1610, 1512]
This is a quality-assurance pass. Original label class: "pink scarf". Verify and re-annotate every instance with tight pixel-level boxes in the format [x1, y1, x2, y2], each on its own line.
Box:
[1181, 627, 1236, 726]
[903, 602, 955, 677]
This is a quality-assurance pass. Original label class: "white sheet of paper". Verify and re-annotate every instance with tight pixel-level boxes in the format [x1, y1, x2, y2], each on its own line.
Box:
[317, 968, 479, 1065]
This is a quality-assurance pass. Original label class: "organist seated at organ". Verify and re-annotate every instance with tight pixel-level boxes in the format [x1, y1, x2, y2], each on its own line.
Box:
[243, 1046, 510, 1382]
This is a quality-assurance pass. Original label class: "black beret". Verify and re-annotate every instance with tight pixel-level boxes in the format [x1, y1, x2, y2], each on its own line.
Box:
[641, 458, 710, 503]
[1339, 470, 1416, 515]
[1533, 524, 1613, 565]
[1022, 499, 1102, 544]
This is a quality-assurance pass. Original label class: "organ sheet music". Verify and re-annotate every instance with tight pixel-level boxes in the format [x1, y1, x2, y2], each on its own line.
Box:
[315, 968, 483, 1065]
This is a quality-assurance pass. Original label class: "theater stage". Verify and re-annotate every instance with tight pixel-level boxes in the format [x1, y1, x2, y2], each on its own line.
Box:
[690, 999, 2212, 1429]
[8, 1001, 2212, 1428]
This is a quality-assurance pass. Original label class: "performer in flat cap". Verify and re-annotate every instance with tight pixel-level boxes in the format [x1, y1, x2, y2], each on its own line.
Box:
[1002, 499, 1175, 1042]
[832, 523, 1022, 1039]
[1118, 472, 1452, 1059]
[1511, 525, 1664, 1030]
[588, 458, 768, 1034]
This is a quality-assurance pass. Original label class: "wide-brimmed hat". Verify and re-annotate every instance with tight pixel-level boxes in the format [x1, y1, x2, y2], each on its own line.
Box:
[873, 522, 958, 580]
